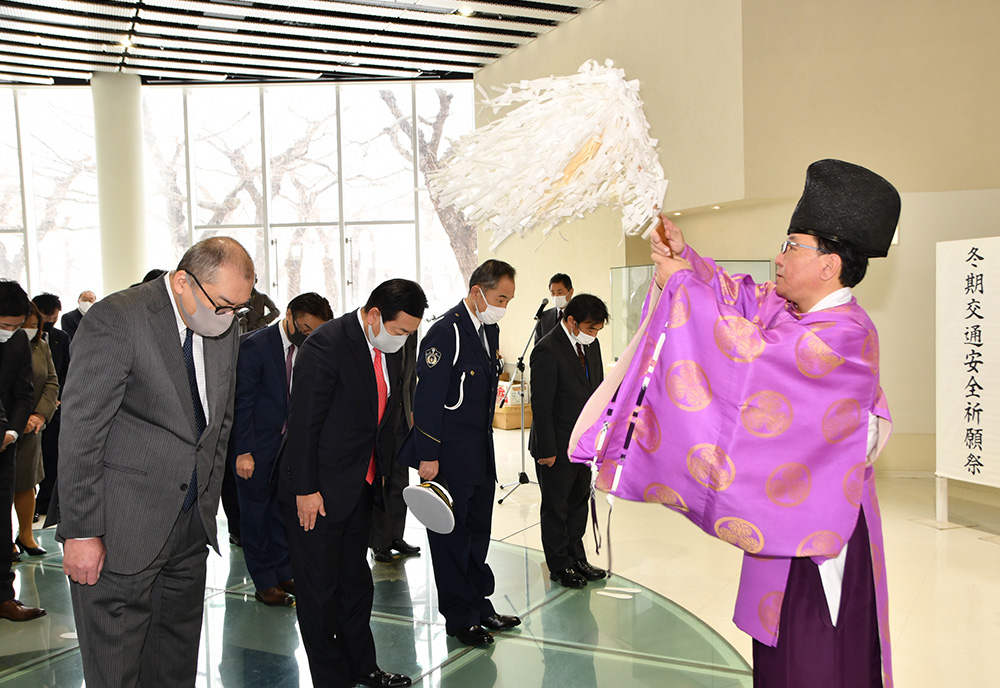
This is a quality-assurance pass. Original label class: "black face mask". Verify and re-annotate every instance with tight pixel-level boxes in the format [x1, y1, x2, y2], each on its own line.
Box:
[42, 321, 55, 334]
[286, 318, 307, 348]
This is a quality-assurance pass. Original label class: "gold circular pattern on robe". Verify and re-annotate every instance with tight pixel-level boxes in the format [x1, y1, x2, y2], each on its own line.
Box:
[633, 405, 661, 453]
[758, 591, 784, 636]
[795, 530, 844, 557]
[740, 390, 794, 438]
[843, 462, 866, 507]
[665, 360, 713, 411]
[822, 398, 862, 443]
[692, 255, 714, 282]
[714, 316, 766, 363]
[765, 463, 811, 507]
[594, 458, 620, 492]
[667, 284, 691, 329]
[642, 483, 689, 512]
[795, 326, 845, 379]
[687, 444, 736, 491]
[862, 329, 880, 375]
[714, 517, 764, 553]
[719, 273, 741, 305]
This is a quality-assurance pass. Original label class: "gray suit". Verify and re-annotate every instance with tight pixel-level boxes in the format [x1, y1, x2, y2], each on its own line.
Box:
[57, 277, 239, 687]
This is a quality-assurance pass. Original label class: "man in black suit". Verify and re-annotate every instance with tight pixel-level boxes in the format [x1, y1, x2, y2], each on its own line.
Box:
[232, 292, 332, 606]
[281, 279, 426, 688]
[60, 290, 96, 340]
[57, 238, 254, 687]
[370, 332, 421, 563]
[398, 260, 521, 647]
[32, 293, 70, 517]
[533, 273, 574, 343]
[529, 294, 609, 588]
[0, 280, 42, 622]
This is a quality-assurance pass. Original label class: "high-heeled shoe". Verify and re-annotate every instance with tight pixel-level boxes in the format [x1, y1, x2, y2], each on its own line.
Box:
[14, 537, 46, 557]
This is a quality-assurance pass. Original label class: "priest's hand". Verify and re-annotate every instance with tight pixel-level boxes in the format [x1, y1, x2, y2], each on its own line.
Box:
[652, 214, 686, 257]
[652, 250, 692, 289]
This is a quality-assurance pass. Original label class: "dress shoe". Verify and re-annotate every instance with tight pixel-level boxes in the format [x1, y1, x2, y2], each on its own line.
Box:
[573, 559, 607, 581]
[254, 586, 295, 607]
[277, 579, 295, 595]
[550, 567, 587, 588]
[14, 537, 47, 557]
[11, 551, 21, 563]
[447, 625, 494, 646]
[372, 547, 394, 563]
[480, 613, 521, 632]
[0, 599, 46, 622]
[355, 668, 412, 688]
[229, 534, 242, 548]
[390, 538, 420, 555]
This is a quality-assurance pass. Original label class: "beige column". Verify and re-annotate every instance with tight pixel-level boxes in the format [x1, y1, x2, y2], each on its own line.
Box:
[91, 72, 145, 294]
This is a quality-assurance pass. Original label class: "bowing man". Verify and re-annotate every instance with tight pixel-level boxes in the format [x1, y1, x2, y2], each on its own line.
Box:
[280, 279, 426, 688]
[398, 259, 521, 647]
[529, 294, 608, 588]
[231, 292, 333, 606]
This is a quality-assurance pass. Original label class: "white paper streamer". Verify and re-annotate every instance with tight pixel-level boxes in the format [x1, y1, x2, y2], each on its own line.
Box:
[428, 59, 668, 250]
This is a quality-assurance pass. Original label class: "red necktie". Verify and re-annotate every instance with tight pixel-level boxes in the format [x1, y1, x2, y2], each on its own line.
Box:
[366, 348, 387, 484]
[576, 342, 588, 373]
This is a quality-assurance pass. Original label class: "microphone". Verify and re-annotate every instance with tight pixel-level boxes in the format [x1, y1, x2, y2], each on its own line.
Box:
[533, 298, 549, 320]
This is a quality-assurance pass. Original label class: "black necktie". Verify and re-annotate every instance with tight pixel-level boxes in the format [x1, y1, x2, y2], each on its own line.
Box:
[479, 324, 489, 352]
[182, 328, 205, 512]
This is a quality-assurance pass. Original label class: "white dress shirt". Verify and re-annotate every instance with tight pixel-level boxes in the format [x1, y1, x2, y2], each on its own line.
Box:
[166, 273, 209, 426]
[356, 309, 390, 397]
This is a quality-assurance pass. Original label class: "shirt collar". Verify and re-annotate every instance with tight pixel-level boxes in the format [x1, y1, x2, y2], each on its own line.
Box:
[808, 287, 853, 313]
[559, 319, 578, 346]
[356, 308, 376, 357]
[463, 298, 482, 331]
[164, 272, 189, 337]
[277, 318, 291, 350]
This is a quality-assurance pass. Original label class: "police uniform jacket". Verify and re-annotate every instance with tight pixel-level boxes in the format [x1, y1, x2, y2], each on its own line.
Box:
[398, 301, 502, 486]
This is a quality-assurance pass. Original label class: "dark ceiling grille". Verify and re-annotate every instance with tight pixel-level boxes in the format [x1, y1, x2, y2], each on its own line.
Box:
[0, 0, 602, 85]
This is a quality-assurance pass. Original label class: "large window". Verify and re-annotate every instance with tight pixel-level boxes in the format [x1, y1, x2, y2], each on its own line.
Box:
[141, 81, 476, 319]
[0, 81, 476, 321]
[0, 88, 101, 299]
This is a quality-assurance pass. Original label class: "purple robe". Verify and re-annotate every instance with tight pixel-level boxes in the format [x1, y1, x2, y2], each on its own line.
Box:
[569, 246, 893, 686]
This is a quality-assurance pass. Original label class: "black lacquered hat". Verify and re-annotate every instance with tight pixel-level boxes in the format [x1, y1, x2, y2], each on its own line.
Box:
[787, 159, 900, 257]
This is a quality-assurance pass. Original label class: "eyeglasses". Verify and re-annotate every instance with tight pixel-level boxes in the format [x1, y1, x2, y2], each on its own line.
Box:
[779, 239, 829, 255]
[185, 271, 252, 316]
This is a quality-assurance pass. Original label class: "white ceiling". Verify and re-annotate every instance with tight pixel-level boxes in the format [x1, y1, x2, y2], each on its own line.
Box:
[0, 0, 602, 85]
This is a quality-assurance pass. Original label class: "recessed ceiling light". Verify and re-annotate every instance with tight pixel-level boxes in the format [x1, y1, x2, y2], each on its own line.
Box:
[120, 36, 133, 47]
[673, 212, 682, 216]
[712, 205, 721, 210]
[457, 6, 474, 16]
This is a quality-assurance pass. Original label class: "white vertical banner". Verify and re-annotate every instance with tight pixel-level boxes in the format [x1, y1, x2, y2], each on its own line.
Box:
[936, 237, 1000, 486]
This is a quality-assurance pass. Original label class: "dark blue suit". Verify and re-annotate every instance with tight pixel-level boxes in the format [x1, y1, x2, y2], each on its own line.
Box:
[230, 322, 293, 590]
[398, 301, 502, 633]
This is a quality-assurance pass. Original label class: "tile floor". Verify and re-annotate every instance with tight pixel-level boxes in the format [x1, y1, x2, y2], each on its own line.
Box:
[3, 426, 1000, 686]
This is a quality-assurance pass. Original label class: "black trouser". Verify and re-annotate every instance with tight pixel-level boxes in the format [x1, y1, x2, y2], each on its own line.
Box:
[535, 455, 591, 572]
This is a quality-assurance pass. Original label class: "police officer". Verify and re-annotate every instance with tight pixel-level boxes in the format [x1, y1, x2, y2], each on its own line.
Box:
[398, 259, 521, 647]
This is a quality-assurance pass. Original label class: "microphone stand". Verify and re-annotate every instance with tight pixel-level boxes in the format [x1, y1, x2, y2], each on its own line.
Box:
[498, 316, 541, 504]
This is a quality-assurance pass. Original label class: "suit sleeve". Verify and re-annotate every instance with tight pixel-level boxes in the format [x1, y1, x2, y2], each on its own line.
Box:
[411, 320, 457, 464]
[231, 336, 263, 456]
[6, 334, 35, 435]
[528, 339, 559, 458]
[283, 331, 339, 495]
[533, 319, 544, 345]
[57, 301, 133, 539]
[34, 342, 60, 422]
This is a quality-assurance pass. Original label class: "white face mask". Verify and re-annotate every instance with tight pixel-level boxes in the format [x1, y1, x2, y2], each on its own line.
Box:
[0, 329, 15, 344]
[180, 277, 234, 338]
[552, 295, 568, 310]
[366, 313, 408, 354]
[575, 330, 596, 346]
[78, 301, 93, 315]
[21, 328, 37, 341]
[473, 287, 506, 325]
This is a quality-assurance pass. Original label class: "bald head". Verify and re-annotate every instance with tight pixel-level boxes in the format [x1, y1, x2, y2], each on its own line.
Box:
[177, 236, 255, 286]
